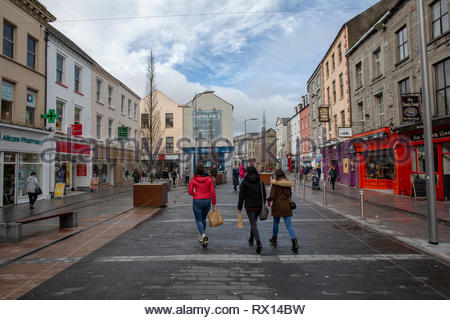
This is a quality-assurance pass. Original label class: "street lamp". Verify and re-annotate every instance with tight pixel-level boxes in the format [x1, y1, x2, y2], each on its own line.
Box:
[192, 90, 215, 170]
[244, 118, 258, 167]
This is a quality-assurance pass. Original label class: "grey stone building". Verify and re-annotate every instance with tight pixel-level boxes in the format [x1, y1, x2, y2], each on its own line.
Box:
[307, 64, 324, 167]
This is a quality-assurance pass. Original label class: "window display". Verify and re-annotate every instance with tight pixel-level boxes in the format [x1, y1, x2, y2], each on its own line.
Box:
[365, 150, 395, 180]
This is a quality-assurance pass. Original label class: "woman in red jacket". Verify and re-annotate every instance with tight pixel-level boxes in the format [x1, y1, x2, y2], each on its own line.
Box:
[188, 163, 216, 248]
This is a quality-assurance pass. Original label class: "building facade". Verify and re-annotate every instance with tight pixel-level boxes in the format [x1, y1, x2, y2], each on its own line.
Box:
[308, 65, 324, 170]
[275, 117, 289, 171]
[289, 107, 301, 174]
[0, 0, 55, 206]
[300, 103, 312, 167]
[248, 128, 277, 171]
[183, 91, 234, 173]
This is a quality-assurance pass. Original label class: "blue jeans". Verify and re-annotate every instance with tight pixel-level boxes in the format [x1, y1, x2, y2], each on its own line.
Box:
[273, 216, 297, 239]
[193, 199, 211, 235]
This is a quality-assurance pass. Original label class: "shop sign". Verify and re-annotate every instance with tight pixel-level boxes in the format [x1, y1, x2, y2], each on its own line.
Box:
[193, 110, 222, 138]
[343, 158, 349, 174]
[338, 127, 353, 138]
[0, 132, 42, 145]
[401, 95, 422, 123]
[77, 164, 87, 176]
[318, 107, 330, 122]
[410, 128, 450, 142]
[71, 124, 83, 136]
[54, 183, 65, 198]
[118, 126, 128, 140]
[26, 90, 36, 108]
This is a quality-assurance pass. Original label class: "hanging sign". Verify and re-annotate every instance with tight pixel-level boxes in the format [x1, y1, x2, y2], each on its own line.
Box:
[71, 124, 83, 136]
[318, 107, 330, 122]
[338, 127, 353, 138]
[401, 95, 421, 123]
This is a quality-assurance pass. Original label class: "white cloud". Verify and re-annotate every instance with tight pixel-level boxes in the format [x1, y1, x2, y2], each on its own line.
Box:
[40, 0, 377, 133]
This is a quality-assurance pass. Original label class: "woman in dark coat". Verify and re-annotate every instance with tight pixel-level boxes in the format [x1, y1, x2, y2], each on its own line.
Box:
[267, 169, 299, 252]
[132, 169, 141, 183]
[238, 166, 266, 254]
[232, 165, 240, 191]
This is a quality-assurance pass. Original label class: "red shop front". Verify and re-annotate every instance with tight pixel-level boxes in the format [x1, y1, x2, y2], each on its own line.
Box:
[353, 128, 411, 195]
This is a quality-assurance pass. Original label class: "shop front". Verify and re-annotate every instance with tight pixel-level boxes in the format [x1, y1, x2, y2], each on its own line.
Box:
[183, 146, 234, 175]
[0, 123, 50, 206]
[323, 141, 357, 187]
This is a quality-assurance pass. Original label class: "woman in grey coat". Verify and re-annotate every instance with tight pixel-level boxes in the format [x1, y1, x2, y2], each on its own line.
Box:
[25, 172, 40, 209]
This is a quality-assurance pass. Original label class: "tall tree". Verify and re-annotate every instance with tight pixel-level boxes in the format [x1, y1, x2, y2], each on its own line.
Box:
[141, 50, 162, 180]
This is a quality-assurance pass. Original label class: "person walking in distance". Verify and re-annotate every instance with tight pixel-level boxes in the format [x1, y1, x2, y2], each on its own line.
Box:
[184, 167, 190, 185]
[26, 171, 40, 209]
[171, 168, 178, 187]
[189, 164, 216, 248]
[232, 165, 240, 191]
[328, 165, 338, 190]
[211, 164, 218, 187]
[238, 165, 245, 185]
[267, 169, 299, 252]
[238, 166, 266, 254]
[132, 168, 141, 184]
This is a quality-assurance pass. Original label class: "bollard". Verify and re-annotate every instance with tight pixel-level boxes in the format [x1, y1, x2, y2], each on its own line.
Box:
[302, 179, 306, 199]
[360, 189, 365, 220]
[323, 180, 327, 207]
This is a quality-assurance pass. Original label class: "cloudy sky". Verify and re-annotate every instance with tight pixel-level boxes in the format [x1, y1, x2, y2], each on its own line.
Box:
[41, 0, 379, 134]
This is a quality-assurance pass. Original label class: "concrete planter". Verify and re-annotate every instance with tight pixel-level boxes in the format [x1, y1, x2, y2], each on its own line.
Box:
[133, 182, 168, 207]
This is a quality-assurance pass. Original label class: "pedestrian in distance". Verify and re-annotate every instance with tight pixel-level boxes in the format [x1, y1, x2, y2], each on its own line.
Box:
[141, 170, 148, 182]
[184, 167, 190, 185]
[238, 165, 245, 185]
[211, 164, 218, 187]
[171, 169, 178, 187]
[162, 168, 169, 180]
[238, 166, 266, 254]
[25, 171, 40, 209]
[328, 165, 338, 190]
[188, 163, 216, 248]
[232, 165, 240, 191]
[316, 166, 322, 181]
[267, 169, 299, 252]
[132, 168, 141, 184]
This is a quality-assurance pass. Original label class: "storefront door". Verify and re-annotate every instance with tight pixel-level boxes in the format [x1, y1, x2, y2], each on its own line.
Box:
[3, 163, 15, 205]
[442, 143, 450, 200]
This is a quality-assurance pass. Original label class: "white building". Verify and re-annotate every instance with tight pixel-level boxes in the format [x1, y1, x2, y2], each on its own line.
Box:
[289, 107, 301, 173]
[46, 25, 95, 193]
[275, 117, 289, 171]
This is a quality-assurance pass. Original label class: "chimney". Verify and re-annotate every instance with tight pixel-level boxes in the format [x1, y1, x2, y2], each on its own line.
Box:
[302, 95, 306, 106]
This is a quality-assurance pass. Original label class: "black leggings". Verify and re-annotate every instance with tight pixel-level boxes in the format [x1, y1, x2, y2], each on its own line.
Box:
[28, 192, 38, 206]
[246, 209, 261, 242]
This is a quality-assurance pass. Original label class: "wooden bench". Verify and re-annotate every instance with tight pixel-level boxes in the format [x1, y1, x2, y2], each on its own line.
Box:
[0, 211, 78, 243]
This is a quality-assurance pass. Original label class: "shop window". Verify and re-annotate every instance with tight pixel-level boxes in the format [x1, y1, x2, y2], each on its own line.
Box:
[93, 163, 108, 184]
[165, 113, 173, 128]
[1, 80, 14, 121]
[416, 145, 438, 174]
[27, 35, 37, 69]
[431, 0, 449, 39]
[3, 21, 14, 59]
[365, 150, 395, 179]
[18, 153, 42, 198]
[56, 100, 64, 130]
[26, 89, 36, 125]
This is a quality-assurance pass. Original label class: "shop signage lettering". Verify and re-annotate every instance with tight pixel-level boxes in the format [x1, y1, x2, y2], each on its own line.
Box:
[410, 129, 450, 142]
[319, 107, 330, 122]
[118, 126, 128, 140]
[401, 95, 422, 123]
[0, 133, 42, 145]
[193, 110, 222, 139]
[338, 127, 353, 138]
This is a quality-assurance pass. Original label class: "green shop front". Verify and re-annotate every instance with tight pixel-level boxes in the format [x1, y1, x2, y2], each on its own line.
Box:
[0, 123, 51, 206]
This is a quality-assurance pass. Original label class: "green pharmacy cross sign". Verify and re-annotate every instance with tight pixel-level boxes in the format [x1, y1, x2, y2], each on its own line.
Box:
[44, 109, 59, 123]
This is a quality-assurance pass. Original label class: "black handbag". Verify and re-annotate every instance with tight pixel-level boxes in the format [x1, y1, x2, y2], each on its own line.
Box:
[35, 186, 42, 195]
[290, 200, 297, 210]
[259, 181, 269, 220]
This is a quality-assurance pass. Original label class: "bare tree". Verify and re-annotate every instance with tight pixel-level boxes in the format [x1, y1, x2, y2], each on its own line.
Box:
[141, 50, 162, 181]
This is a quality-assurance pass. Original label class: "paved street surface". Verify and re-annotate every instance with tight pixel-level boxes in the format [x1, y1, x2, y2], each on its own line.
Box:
[18, 181, 450, 300]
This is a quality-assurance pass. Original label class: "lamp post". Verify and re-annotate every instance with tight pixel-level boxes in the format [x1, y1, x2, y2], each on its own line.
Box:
[244, 118, 258, 167]
[192, 91, 214, 170]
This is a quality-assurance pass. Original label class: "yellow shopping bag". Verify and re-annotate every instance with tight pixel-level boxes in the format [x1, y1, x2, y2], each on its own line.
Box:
[208, 208, 224, 227]
[237, 211, 244, 229]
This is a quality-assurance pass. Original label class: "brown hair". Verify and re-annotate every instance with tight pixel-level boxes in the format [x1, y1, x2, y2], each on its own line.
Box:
[195, 163, 205, 176]
[274, 169, 286, 180]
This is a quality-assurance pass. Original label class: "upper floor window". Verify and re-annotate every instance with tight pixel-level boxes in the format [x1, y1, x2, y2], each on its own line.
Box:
[326, 62, 330, 79]
[108, 119, 113, 139]
[434, 57, 450, 116]
[26, 89, 36, 125]
[358, 101, 365, 122]
[96, 79, 102, 102]
[1, 80, 14, 121]
[339, 73, 344, 98]
[372, 47, 382, 78]
[3, 21, 14, 59]
[108, 86, 113, 106]
[96, 115, 102, 139]
[134, 103, 137, 119]
[56, 54, 64, 83]
[355, 62, 363, 88]
[74, 106, 82, 125]
[327, 87, 331, 105]
[27, 36, 37, 69]
[166, 137, 174, 153]
[121, 95, 125, 113]
[165, 113, 173, 128]
[56, 100, 64, 130]
[332, 80, 336, 103]
[431, 0, 449, 39]
[375, 93, 384, 126]
[340, 110, 345, 127]
[331, 53, 335, 71]
[399, 78, 411, 95]
[141, 113, 149, 128]
[338, 43, 342, 63]
[397, 26, 408, 61]
[74, 66, 81, 92]
[127, 99, 131, 116]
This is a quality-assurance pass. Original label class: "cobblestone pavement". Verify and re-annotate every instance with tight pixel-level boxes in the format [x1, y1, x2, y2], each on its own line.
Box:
[18, 182, 450, 300]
